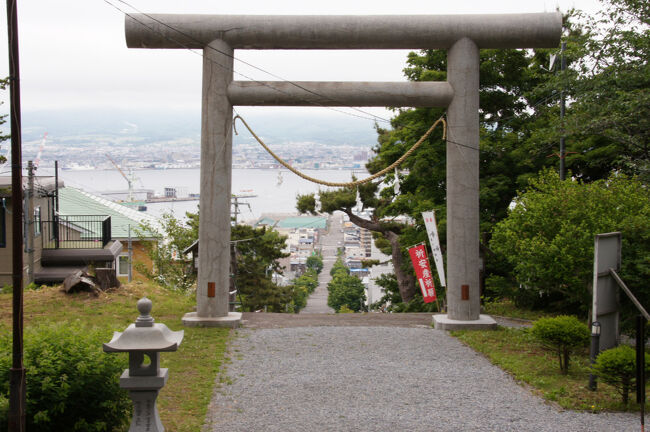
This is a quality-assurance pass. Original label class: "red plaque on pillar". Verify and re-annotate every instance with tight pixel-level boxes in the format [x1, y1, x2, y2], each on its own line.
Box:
[461, 284, 469, 300]
[208, 282, 215, 298]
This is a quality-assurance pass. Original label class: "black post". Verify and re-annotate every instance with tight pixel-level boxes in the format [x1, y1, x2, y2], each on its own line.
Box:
[6, 0, 26, 430]
[560, 42, 566, 180]
[54, 160, 59, 248]
[637, 315, 646, 431]
[589, 321, 601, 391]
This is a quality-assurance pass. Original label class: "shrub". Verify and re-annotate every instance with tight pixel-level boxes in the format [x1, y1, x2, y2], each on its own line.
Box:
[593, 345, 650, 405]
[531, 315, 590, 374]
[0, 322, 130, 431]
[306, 254, 324, 274]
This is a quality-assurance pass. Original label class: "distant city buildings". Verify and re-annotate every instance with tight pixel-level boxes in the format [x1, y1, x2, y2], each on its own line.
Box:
[19, 134, 372, 172]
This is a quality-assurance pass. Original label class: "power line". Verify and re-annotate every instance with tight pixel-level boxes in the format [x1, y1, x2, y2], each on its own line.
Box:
[104, 0, 388, 124]
[98, 0, 578, 182]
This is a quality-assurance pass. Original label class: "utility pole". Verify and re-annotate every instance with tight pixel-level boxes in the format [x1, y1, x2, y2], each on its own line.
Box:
[559, 41, 566, 181]
[54, 160, 59, 249]
[231, 194, 251, 225]
[128, 224, 133, 283]
[7, 0, 26, 429]
[26, 161, 33, 285]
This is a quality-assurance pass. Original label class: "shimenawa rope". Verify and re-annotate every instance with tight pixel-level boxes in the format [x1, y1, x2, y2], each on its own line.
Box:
[233, 115, 446, 188]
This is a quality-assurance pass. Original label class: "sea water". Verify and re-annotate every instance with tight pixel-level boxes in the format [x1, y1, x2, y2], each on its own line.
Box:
[50, 168, 364, 222]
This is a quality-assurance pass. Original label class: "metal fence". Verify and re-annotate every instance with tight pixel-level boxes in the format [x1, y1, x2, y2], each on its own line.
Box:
[41, 215, 111, 249]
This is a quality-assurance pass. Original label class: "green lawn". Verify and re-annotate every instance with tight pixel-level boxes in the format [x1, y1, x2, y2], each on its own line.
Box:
[452, 326, 649, 412]
[482, 298, 555, 321]
[0, 282, 230, 432]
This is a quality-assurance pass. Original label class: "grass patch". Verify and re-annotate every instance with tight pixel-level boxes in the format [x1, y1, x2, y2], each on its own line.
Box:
[0, 282, 230, 432]
[482, 298, 555, 321]
[452, 326, 649, 412]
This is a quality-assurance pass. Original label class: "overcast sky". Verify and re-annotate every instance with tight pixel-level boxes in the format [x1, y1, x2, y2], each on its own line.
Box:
[0, 0, 601, 117]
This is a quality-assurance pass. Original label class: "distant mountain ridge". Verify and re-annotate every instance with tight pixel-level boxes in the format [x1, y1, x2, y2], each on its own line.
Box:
[20, 108, 380, 147]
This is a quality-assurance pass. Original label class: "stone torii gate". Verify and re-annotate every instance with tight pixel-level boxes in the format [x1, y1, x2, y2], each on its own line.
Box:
[125, 13, 561, 329]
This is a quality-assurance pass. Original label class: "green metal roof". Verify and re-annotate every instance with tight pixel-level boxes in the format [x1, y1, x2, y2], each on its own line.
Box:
[276, 216, 328, 229]
[256, 217, 277, 226]
[58, 187, 160, 239]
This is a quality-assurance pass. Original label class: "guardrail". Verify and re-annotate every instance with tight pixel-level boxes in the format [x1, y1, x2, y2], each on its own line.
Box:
[41, 215, 111, 249]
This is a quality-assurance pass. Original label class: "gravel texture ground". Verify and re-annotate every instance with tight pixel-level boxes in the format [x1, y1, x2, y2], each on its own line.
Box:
[203, 325, 639, 432]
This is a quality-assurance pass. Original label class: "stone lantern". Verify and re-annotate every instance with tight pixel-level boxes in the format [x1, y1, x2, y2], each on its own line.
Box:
[104, 297, 184, 432]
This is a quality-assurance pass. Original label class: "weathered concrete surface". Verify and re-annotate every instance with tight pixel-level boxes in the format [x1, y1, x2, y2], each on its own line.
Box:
[433, 313, 497, 330]
[192, 39, 235, 322]
[182, 311, 242, 328]
[228, 81, 454, 107]
[126, 13, 562, 50]
[445, 38, 481, 322]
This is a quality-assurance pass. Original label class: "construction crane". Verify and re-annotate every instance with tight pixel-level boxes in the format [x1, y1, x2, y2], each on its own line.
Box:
[106, 154, 136, 202]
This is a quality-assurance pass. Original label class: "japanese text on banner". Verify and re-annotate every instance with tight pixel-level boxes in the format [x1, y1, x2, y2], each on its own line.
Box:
[408, 244, 436, 303]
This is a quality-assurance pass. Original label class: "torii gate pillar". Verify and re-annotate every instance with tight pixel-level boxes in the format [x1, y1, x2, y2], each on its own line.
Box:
[432, 38, 497, 330]
[182, 40, 241, 327]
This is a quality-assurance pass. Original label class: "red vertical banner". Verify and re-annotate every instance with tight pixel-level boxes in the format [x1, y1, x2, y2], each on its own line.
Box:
[408, 244, 436, 303]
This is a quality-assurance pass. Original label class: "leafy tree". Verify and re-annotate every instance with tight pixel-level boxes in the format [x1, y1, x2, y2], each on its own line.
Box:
[327, 257, 366, 312]
[139, 212, 298, 312]
[372, 272, 441, 313]
[528, 1, 649, 183]
[329, 254, 350, 277]
[288, 269, 319, 313]
[293, 269, 319, 294]
[306, 253, 324, 274]
[137, 212, 196, 291]
[231, 224, 291, 312]
[490, 170, 650, 315]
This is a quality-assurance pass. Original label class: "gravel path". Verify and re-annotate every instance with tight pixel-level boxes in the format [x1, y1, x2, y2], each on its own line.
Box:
[203, 326, 639, 432]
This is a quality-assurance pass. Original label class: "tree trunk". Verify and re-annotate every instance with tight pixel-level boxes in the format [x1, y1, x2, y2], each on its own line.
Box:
[343, 209, 416, 303]
[385, 231, 417, 303]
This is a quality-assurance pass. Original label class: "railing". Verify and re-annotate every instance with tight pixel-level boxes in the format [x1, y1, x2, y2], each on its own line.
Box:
[41, 215, 112, 249]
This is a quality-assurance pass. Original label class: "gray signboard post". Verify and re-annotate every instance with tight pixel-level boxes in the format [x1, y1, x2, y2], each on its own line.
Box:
[592, 232, 622, 351]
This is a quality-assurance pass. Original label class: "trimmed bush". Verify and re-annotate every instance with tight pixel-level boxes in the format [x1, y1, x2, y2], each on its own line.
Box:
[593, 345, 650, 405]
[0, 322, 130, 431]
[531, 315, 590, 374]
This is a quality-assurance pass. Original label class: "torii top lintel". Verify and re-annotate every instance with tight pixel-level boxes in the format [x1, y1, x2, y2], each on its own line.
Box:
[125, 13, 562, 50]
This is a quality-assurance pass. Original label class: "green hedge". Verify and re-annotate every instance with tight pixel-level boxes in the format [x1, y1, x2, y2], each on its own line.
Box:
[0, 322, 130, 431]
